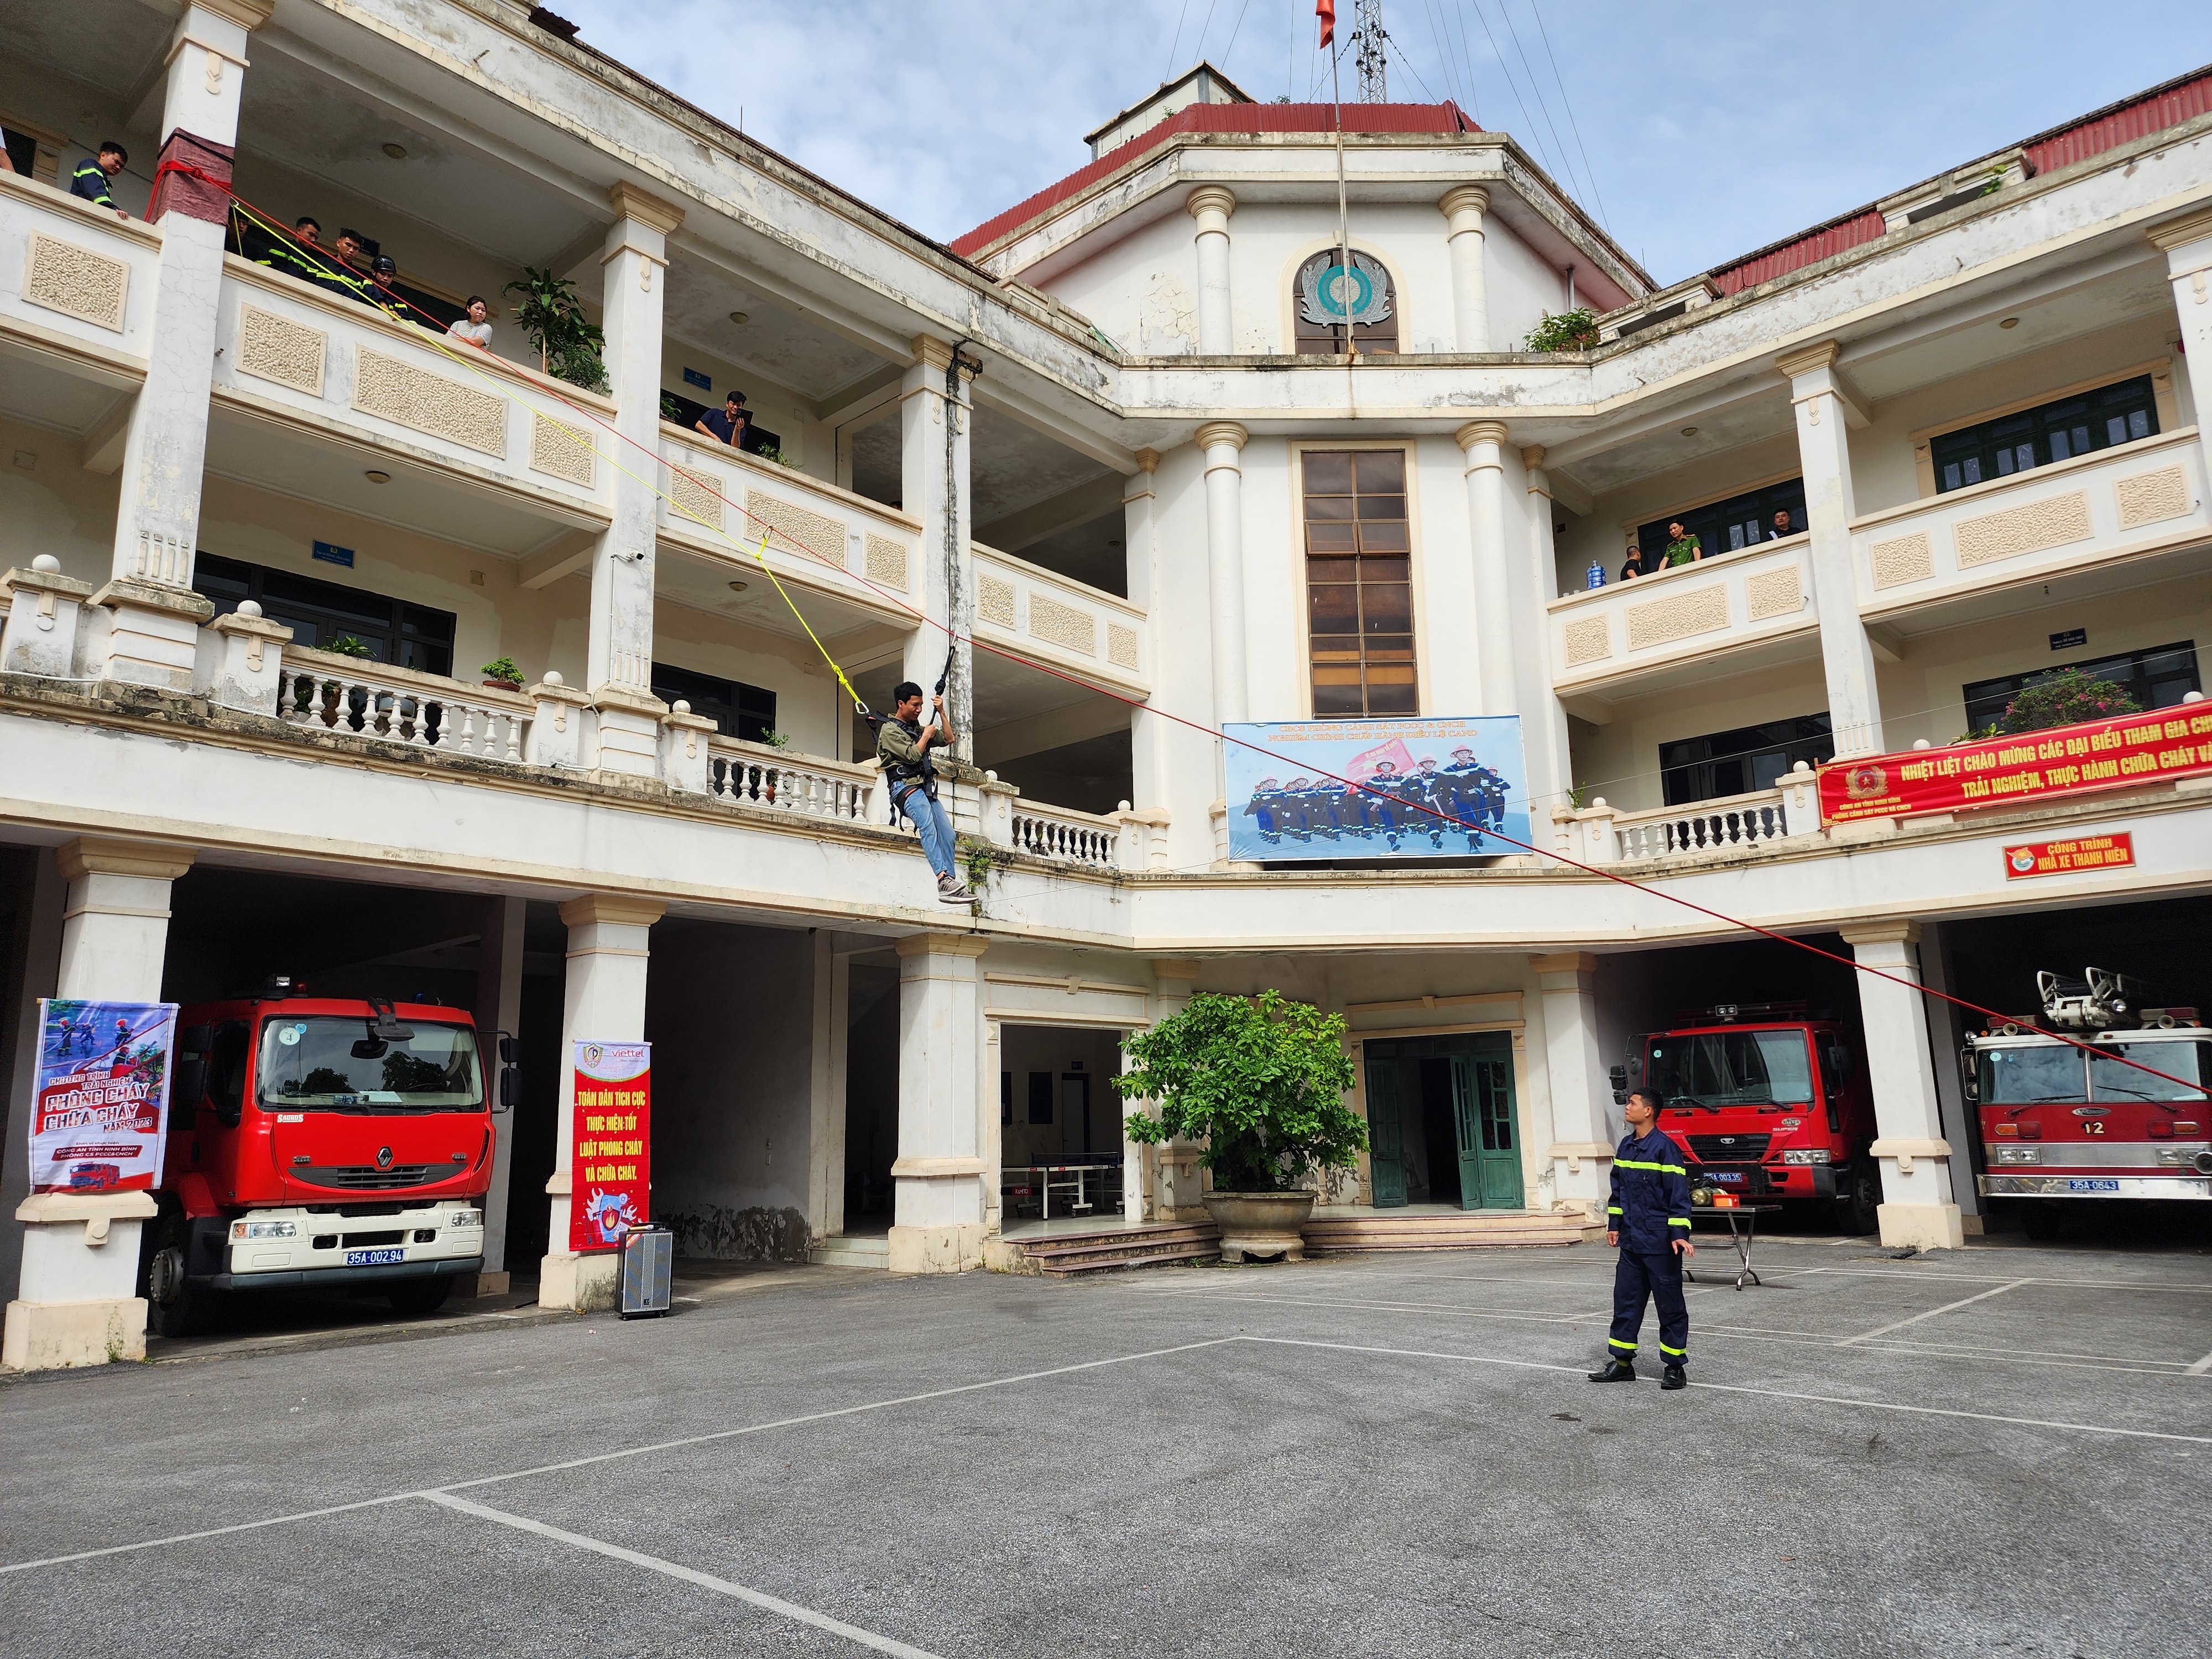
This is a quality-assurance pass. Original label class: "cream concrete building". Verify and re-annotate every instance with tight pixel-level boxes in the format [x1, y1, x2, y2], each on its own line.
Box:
[2, 2, 2210, 1368]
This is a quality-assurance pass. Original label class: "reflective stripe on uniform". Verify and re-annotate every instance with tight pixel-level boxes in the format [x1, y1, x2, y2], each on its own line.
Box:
[1667, 1217, 1692, 1227]
[1660, 1343, 1686, 1358]
[1617, 1157, 1687, 1175]
[1606, 1206, 1624, 1215]
[1608, 1337, 1637, 1352]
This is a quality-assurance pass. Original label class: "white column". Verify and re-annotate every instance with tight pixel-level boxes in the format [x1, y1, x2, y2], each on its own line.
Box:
[471, 894, 525, 1290]
[4, 838, 193, 1371]
[900, 336, 975, 753]
[1516, 445, 1574, 821]
[807, 932, 846, 1243]
[1148, 960, 1206, 1220]
[0, 851, 65, 1312]
[1455, 420, 1517, 717]
[1187, 186, 1237, 354]
[587, 185, 682, 778]
[539, 894, 663, 1312]
[1531, 953, 1612, 1222]
[888, 933, 990, 1272]
[1440, 186, 1490, 352]
[1779, 341, 1885, 758]
[96, 1, 273, 689]
[1197, 421, 1250, 726]
[1839, 921, 1964, 1250]
[2150, 209, 2212, 487]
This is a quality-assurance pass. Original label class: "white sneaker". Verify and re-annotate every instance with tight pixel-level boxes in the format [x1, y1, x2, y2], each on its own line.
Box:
[936, 877, 974, 904]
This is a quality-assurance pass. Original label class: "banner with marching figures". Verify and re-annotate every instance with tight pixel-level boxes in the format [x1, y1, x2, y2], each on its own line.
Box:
[1223, 717, 1528, 862]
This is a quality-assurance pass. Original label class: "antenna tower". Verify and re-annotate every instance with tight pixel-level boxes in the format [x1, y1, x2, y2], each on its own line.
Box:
[1353, 0, 1387, 103]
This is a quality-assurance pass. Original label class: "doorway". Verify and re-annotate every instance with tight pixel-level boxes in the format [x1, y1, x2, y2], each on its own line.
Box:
[1363, 1032, 1522, 1210]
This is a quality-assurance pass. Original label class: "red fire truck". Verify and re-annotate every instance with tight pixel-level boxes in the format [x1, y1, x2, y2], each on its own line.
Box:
[137, 979, 515, 1335]
[1967, 967, 2209, 1239]
[1612, 1003, 1882, 1233]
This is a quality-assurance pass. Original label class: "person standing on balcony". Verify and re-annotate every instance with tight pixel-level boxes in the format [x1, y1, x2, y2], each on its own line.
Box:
[1590, 1088, 1696, 1390]
[697, 390, 751, 450]
[70, 142, 128, 217]
[1662, 521, 1703, 567]
[1619, 540, 1648, 581]
[445, 295, 494, 349]
[878, 681, 973, 905]
[1763, 508, 1797, 540]
[256, 215, 325, 284]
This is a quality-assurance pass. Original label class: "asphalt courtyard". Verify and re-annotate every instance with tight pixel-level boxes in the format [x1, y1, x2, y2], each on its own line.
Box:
[3, 1235, 2208, 1658]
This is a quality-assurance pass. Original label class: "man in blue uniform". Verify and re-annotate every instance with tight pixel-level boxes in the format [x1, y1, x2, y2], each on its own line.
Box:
[1240, 777, 1284, 847]
[1590, 1088, 1696, 1389]
[70, 143, 129, 217]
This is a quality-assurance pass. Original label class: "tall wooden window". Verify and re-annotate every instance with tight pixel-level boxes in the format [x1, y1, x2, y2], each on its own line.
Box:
[1303, 449, 1416, 716]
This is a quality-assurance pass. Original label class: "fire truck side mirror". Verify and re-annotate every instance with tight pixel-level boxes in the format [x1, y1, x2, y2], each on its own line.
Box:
[1608, 1063, 1629, 1105]
[496, 1063, 519, 1114]
[1959, 1050, 1979, 1101]
[498, 1034, 520, 1066]
[173, 1025, 213, 1113]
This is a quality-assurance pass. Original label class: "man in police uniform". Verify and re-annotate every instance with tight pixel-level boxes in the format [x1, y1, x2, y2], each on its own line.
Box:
[1364, 760, 1407, 850]
[1590, 1088, 1696, 1389]
[1240, 777, 1285, 847]
[1440, 746, 1491, 848]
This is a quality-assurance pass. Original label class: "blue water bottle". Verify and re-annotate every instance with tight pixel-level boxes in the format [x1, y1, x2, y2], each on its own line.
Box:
[1585, 560, 1606, 590]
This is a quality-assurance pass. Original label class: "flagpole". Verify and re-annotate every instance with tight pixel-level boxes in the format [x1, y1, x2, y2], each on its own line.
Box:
[1331, 39, 1352, 357]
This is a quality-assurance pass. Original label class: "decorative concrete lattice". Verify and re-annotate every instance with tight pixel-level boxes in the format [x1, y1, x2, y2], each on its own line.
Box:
[1107, 623, 1140, 671]
[237, 304, 325, 395]
[745, 489, 844, 567]
[1869, 531, 1933, 588]
[1745, 566, 1804, 620]
[977, 573, 1016, 628]
[1562, 615, 1611, 666]
[667, 466, 724, 531]
[2114, 465, 2190, 530]
[23, 231, 128, 331]
[1954, 491, 2090, 567]
[1028, 594, 1097, 655]
[1625, 584, 1729, 651]
[353, 347, 507, 457]
[864, 534, 908, 590]
[530, 414, 594, 487]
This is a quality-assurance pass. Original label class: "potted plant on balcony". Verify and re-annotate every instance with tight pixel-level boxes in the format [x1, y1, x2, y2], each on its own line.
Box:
[502, 266, 609, 393]
[481, 656, 525, 692]
[1524, 307, 1600, 353]
[1117, 989, 1364, 1263]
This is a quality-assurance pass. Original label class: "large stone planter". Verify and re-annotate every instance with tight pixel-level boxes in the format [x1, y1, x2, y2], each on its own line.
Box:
[1201, 1190, 1317, 1264]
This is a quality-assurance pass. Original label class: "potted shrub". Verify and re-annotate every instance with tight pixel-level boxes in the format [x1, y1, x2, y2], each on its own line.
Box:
[481, 656, 525, 692]
[502, 266, 610, 393]
[1117, 989, 1364, 1263]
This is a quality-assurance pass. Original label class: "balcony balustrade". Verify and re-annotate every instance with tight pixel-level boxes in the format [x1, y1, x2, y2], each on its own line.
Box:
[971, 542, 1147, 693]
[1547, 535, 1819, 698]
[275, 646, 531, 760]
[706, 734, 880, 823]
[0, 173, 163, 372]
[1552, 766, 1822, 867]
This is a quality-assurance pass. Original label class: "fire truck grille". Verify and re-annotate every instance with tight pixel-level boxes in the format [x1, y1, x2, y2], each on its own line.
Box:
[1686, 1133, 1773, 1162]
[294, 1164, 439, 1190]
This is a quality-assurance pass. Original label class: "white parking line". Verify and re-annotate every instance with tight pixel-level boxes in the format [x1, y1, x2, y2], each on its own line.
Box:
[1838, 1280, 2031, 1347]
[2187, 1349, 2212, 1376]
[422, 1491, 946, 1658]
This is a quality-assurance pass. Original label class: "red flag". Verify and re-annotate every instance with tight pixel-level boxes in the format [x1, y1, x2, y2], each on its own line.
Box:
[1317, 0, 1335, 49]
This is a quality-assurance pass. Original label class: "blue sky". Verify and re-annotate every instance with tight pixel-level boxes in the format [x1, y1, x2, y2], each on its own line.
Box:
[559, 1, 2212, 282]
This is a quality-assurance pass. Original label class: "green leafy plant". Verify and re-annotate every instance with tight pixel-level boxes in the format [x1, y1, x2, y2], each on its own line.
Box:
[1997, 667, 2142, 735]
[1524, 308, 1599, 353]
[760, 728, 790, 749]
[659, 392, 686, 424]
[1564, 781, 1590, 811]
[502, 267, 609, 392]
[1116, 990, 1364, 1193]
[481, 656, 523, 686]
[962, 840, 997, 891]
[754, 442, 792, 467]
[325, 634, 373, 659]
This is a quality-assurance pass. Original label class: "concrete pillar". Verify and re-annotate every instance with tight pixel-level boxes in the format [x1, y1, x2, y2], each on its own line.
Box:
[1778, 341, 1885, 758]
[1440, 186, 1490, 352]
[587, 185, 682, 779]
[1531, 953, 1612, 1222]
[807, 932, 846, 1244]
[471, 894, 526, 1289]
[900, 336, 975, 755]
[96, 1, 273, 688]
[1516, 446, 1574, 823]
[0, 851, 66, 1316]
[1187, 186, 1237, 354]
[1197, 421, 1250, 728]
[2149, 209, 2212, 486]
[1455, 420, 1517, 718]
[1914, 920, 1982, 1229]
[540, 894, 663, 1312]
[1839, 921, 1965, 1251]
[3, 838, 193, 1370]
[1149, 959, 1206, 1220]
[889, 932, 990, 1272]
[1127, 448, 1214, 874]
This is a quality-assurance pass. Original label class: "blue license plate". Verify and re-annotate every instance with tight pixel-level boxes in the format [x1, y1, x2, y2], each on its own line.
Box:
[1708, 1171, 1744, 1183]
[2065, 1178, 2121, 1193]
[346, 1248, 406, 1266]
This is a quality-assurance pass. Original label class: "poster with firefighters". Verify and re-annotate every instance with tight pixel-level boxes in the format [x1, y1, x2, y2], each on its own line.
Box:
[28, 999, 178, 1194]
[568, 1040, 650, 1253]
[1223, 717, 1528, 863]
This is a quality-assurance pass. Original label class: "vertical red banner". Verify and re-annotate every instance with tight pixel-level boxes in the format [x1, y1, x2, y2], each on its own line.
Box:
[568, 1040, 650, 1253]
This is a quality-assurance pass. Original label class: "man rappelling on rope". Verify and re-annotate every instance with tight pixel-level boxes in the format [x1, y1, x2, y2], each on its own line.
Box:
[876, 678, 974, 906]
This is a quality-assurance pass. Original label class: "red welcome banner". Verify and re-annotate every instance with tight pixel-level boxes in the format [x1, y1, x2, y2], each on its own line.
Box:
[1819, 707, 2212, 825]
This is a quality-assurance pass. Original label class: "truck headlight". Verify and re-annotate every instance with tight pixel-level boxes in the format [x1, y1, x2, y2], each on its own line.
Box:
[1992, 1146, 2044, 1165]
[231, 1219, 298, 1240]
[1780, 1149, 1832, 1165]
[447, 1208, 482, 1228]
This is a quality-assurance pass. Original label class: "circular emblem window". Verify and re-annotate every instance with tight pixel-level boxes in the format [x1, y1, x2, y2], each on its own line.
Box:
[1298, 251, 1392, 328]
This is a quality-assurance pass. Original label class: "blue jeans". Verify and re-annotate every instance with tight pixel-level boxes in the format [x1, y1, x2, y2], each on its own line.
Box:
[897, 786, 957, 882]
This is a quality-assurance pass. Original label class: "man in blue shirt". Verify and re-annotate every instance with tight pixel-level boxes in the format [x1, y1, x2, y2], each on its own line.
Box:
[696, 390, 750, 449]
[1590, 1088, 1697, 1389]
[70, 142, 128, 217]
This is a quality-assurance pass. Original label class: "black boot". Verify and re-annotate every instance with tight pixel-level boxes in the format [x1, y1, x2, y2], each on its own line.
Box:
[1587, 1358, 1637, 1383]
[1661, 1364, 1687, 1390]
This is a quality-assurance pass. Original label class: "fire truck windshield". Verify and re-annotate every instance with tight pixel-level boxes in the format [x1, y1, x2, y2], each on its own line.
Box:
[2088, 1040, 2210, 1102]
[1978, 1044, 2083, 1104]
[256, 1017, 483, 1112]
[1646, 1030, 1814, 1110]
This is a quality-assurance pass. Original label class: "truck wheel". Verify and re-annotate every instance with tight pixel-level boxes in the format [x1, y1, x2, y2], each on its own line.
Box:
[2019, 1200, 2064, 1243]
[1832, 1162, 1881, 1235]
[388, 1279, 453, 1316]
[143, 1222, 213, 1339]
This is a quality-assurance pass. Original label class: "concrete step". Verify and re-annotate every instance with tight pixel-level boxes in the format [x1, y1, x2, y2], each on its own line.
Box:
[1304, 1211, 1584, 1253]
[808, 1234, 890, 1269]
[1006, 1222, 1223, 1277]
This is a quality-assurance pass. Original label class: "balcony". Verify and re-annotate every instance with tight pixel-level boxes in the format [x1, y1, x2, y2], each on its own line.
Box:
[0, 171, 162, 393]
[1546, 534, 1819, 704]
[972, 541, 1148, 695]
[1852, 429, 2210, 626]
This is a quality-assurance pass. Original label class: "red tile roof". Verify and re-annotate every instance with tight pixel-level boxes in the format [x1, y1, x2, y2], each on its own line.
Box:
[950, 101, 1478, 258]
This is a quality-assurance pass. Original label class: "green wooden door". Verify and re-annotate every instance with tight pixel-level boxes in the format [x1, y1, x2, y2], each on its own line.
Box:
[1451, 1051, 1524, 1209]
[1365, 1056, 1407, 1207]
